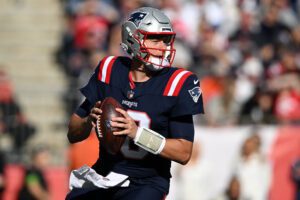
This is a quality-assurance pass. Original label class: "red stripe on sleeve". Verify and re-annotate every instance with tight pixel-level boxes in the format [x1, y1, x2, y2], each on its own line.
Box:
[104, 57, 117, 84]
[163, 68, 185, 96]
[172, 71, 193, 96]
[97, 56, 109, 81]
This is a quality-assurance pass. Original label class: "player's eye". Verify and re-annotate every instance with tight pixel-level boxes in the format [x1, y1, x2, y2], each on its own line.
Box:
[150, 39, 160, 43]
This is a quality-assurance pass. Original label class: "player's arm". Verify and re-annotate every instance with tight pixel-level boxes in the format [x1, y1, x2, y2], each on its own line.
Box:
[112, 116, 193, 165]
[158, 73, 203, 164]
[67, 100, 102, 143]
[67, 114, 93, 143]
[160, 115, 195, 164]
[67, 59, 108, 143]
[112, 109, 194, 165]
[160, 138, 193, 165]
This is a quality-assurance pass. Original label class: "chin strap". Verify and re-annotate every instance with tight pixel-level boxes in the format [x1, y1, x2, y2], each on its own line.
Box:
[145, 56, 171, 71]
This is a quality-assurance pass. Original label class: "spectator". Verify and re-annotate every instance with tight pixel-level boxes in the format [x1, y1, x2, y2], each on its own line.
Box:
[274, 0, 299, 28]
[291, 26, 300, 52]
[0, 151, 6, 198]
[255, 5, 291, 48]
[73, 16, 108, 51]
[266, 47, 300, 80]
[292, 158, 300, 200]
[205, 75, 240, 126]
[0, 69, 35, 152]
[239, 88, 276, 124]
[18, 145, 51, 200]
[76, 0, 119, 23]
[192, 20, 230, 79]
[234, 48, 263, 105]
[259, 44, 276, 73]
[265, 48, 300, 123]
[178, 0, 206, 46]
[171, 141, 214, 200]
[214, 176, 241, 200]
[235, 133, 271, 200]
[274, 86, 300, 124]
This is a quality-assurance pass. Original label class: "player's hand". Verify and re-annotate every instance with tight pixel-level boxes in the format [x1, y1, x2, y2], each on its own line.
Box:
[111, 108, 138, 139]
[88, 101, 102, 127]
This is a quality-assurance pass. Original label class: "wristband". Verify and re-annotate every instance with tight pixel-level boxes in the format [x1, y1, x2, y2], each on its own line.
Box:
[134, 127, 166, 154]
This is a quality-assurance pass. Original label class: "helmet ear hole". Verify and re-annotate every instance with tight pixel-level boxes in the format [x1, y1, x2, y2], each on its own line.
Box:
[126, 39, 134, 55]
[120, 43, 131, 55]
[127, 39, 134, 45]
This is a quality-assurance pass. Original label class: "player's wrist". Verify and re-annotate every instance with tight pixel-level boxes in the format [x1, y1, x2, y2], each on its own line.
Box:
[86, 116, 94, 127]
[133, 127, 166, 154]
[133, 127, 143, 143]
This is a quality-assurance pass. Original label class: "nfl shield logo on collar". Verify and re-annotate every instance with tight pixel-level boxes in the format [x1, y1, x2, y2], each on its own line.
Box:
[188, 87, 202, 103]
[127, 90, 135, 99]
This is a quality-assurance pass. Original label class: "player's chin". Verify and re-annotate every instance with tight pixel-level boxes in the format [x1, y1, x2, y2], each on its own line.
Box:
[150, 54, 163, 58]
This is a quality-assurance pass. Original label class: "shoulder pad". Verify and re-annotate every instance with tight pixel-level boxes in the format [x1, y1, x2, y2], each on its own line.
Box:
[97, 56, 117, 84]
[163, 68, 193, 96]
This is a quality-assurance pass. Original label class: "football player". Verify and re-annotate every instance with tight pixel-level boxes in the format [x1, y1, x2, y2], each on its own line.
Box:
[66, 7, 204, 200]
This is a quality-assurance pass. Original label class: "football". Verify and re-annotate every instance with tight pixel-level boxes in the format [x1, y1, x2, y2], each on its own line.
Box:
[95, 97, 126, 155]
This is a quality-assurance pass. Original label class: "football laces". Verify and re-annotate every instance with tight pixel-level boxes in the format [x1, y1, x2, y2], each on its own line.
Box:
[96, 116, 103, 138]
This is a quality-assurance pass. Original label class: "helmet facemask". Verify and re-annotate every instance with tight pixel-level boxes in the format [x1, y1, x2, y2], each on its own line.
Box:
[134, 30, 176, 71]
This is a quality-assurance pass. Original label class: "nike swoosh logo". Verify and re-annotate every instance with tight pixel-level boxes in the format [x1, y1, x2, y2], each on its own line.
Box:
[194, 79, 199, 84]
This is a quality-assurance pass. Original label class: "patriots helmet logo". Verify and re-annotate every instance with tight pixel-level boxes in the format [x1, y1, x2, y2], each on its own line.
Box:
[188, 87, 202, 103]
[128, 12, 147, 27]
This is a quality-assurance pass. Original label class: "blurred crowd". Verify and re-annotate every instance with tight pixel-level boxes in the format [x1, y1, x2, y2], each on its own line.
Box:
[0, 68, 41, 199]
[55, 0, 300, 127]
[170, 131, 272, 200]
[0, 68, 36, 156]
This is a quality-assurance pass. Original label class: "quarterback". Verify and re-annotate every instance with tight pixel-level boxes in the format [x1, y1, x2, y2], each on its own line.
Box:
[66, 7, 204, 200]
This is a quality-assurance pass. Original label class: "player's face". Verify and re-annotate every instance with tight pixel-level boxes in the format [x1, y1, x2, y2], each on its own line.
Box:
[143, 34, 171, 57]
[135, 32, 176, 69]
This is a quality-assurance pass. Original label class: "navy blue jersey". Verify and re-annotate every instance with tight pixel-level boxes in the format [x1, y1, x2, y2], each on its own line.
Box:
[76, 56, 204, 192]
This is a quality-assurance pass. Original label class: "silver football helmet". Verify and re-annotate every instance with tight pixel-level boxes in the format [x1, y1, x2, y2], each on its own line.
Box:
[121, 7, 176, 71]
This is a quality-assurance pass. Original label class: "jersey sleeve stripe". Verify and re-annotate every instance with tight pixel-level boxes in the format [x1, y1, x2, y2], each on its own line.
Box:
[173, 71, 193, 96]
[101, 56, 114, 83]
[163, 68, 185, 96]
[105, 57, 117, 84]
[98, 56, 109, 81]
[97, 56, 116, 84]
[167, 71, 191, 96]
[164, 69, 193, 96]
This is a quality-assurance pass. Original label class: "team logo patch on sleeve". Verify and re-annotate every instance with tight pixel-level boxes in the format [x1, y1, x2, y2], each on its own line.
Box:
[128, 12, 147, 27]
[188, 87, 202, 103]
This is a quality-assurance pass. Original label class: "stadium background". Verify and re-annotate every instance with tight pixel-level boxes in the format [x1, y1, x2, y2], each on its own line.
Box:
[0, 0, 300, 199]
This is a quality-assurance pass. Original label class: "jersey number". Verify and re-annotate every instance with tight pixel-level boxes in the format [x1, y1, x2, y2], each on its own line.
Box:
[120, 110, 150, 159]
